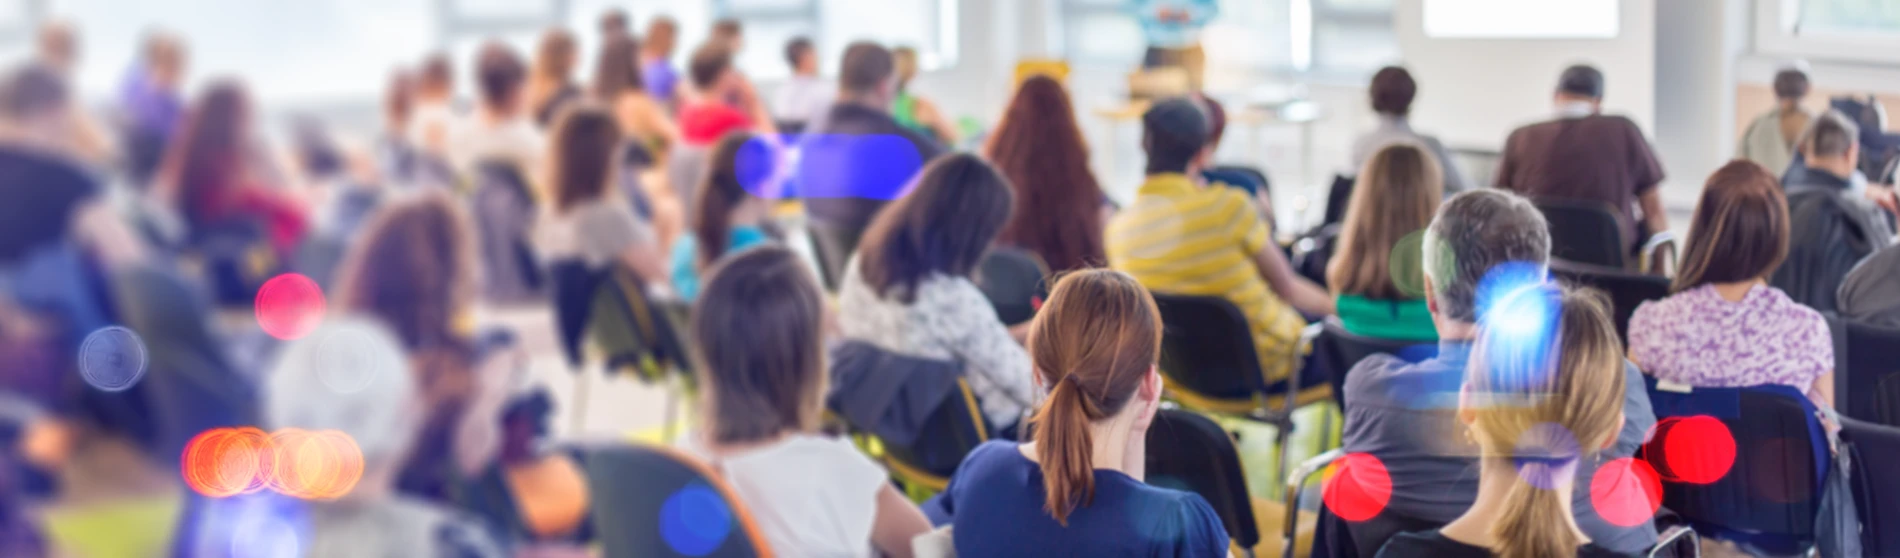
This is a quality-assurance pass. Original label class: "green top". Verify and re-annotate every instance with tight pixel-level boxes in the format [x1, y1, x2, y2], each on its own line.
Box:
[1335, 294, 1438, 342]
[42, 493, 182, 558]
[892, 91, 923, 132]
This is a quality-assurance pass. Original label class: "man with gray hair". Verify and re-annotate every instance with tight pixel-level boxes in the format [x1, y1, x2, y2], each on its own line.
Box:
[1340, 189, 1658, 555]
[1772, 110, 1895, 313]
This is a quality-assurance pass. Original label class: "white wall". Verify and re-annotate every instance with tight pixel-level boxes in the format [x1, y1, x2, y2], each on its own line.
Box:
[1653, 0, 1748, 205]
[1392, 0, 1657, 152]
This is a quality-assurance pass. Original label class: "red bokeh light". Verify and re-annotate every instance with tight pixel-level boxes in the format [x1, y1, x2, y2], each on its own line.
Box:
[1644, 415, 1737, 485]
[1322, 452, 1393, 522]
[182, 427, 363, 500]
[1591, 457, 1663, 527]
[255, 273, 326, 340]
[183, 427, 274, 498]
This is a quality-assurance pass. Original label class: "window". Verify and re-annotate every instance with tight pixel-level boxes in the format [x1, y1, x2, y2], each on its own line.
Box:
[1795, 0, 1900, 36]
[1756, 0, 1900, 66]
[1060, 0, 1395, 77]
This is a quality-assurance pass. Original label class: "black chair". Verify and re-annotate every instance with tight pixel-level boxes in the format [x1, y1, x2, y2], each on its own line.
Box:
[1307, 318, 1438, 409]
[1840, 319, 1900, 427]
[619, 142, 657, 221]
[470, 160, 545, 304]
[110, 265, 256, 465]
[1322, 174, 1355, 228]
[1535, 199, 1679, 274]
[806, 219, 863, 292]
[548, 261, 692, 435]
[1549, 259, 1671, 348]
[585, 443, 772, 558]
[879, 378, 989, 493]
[1145, 409, 1262, 557]
[1841, 416, 1900, 556]
[828, 342, 986, 491]
[1283, 449, 1441, 558]
[1642, 376, 1829, 555]
[183, 219, 279, 307]
[977, 247, 1049, 326]
[1208, 164, 1272, 199]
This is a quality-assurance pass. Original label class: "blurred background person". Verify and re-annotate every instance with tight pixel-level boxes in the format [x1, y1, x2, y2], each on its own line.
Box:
[1327, 143, 1444, 342]
[1349, 66, 1468, 194]
[1773, 110, 1894, 314]
[671, 131, 775, 301]
[678, 44, 773, 149]
[891, 46, 957, 145]
[119, 31, 187, 189]
[598, 8, 629, 43]
[526, 28, 582, 128]
[983, 75, 1108, 273]
[772, 36, 831, 132]
[448, 42, 544, 178]
[0, 64, 143, 268]
[592, 34, 678, 153]
[640, 16, 682, 107]
[1129, 0, 1217, 91]
[804, 42, 944, 238]
[711, 18, 744, 53]
[151, 80, 310, 257]
[1737, 67, 1813, 177]
[408, 53, 458, 157]
[535, 105, 666, 285]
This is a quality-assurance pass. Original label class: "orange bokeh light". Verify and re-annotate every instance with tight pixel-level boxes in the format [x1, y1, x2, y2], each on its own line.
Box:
[182, 427, 364, 501]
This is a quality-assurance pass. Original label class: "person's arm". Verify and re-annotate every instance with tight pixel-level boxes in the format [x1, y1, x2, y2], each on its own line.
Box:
[1638, 188, 1669, 240]
[1811, 369, 1836, 410]
[913, 97, 958, 146]
[870, 483, 931, 558]
[940, 282, 1038, 410]
[1253, 243, 1334, 316]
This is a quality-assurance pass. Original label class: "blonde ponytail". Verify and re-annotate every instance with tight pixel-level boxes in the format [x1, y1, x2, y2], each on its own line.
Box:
[1492, 466, 1583, 558]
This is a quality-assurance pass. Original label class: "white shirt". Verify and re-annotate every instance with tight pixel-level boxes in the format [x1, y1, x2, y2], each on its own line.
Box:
[772, 74, 834, 125]
[679, 433, 887, 558]
[447, 115, 545, 179]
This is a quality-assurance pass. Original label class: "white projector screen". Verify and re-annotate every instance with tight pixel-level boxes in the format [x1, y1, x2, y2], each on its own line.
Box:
[1423, 0, 1620, 39]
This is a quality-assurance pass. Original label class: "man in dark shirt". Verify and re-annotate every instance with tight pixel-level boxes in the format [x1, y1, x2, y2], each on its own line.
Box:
[801, 41, 944, 235]
[1341, 189, 1658, 556]
[0, 64, 110, 265]
[1774, 111, 1895, 313]
[1496, 65, 1668, 254]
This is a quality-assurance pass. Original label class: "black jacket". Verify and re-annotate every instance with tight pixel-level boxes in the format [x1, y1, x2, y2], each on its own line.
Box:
[1772, 167, 1895, 313]
[826, 340, 961, 447]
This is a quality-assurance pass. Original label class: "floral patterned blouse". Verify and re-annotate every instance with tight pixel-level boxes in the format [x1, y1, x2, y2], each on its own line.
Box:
[1628, 283, 1833, 400]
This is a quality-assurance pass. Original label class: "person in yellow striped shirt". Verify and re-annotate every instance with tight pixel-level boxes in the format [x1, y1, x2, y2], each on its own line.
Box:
[1106, 98, 1334, 383]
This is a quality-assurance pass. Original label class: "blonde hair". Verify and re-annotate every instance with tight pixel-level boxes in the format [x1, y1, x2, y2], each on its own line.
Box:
[1328, 143, 1443, 299]
[1464, 285, 1625, 558]
[892, 46, 919, 89]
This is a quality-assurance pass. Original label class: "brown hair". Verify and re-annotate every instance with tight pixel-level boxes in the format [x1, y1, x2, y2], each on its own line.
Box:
[985, 75, 1106, 271]
[1027, 269, 1163, 524]
[591, 33, 645, 99]
[713, 19, 743, 42]
[691, 246, 828, 444]
[156, 79, 252, 226]
[1774, 69, 1810, 101]
[384, 69, 415, 128]
[1673, 160, 1790, 292]
[545, 103, 622, 213]
[534, 28, 578, 84]
[858, 153, 1014, 304]
[1328, 143, 1443, 299]
[475, 41, 527, 111]
[599, 9, 628, 38]
[694, 131, 766, 268]
[839, 41, 894, 95]
[1464, 286, 1625, 558]
[419, 52, 453, 94]
[892, 46, 919, 90]
[643, 16, 678, 56]
[688, 43, 734, 91]
[1370, 66, 1417, 117]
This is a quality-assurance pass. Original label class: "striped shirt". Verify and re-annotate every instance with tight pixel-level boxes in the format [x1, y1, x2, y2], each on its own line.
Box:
[1107, 173, 1303, 382]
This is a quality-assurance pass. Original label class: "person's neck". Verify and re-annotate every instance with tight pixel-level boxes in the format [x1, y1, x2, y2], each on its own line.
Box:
[479, 105, 519, 126]
[836, 92, 888, 113]
[1018, 414, 1143, 480]
[731, 198, 769, 226]
[1777, 99, 1803, 113]
[1810, 157, 1856, 181]
[1439, 457, 1587, 549]
[1711, 279, 1763, 302]
[1433, 318, 1477, 343]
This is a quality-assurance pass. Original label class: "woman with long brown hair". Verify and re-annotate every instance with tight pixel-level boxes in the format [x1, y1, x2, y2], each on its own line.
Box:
[532, 104, 665, 284]
[525, 28, 582, 127]
[983, 75, 1107, 272]
[668, 131, 774, 301]
[591, 32, 678, 151]
[1628, 160, 1833, 409]
[154, 79, 309, 255]
[930, 269, 1229, 555]
[1379, 285, 1632, 558]
[1327, 142, 1444, 341]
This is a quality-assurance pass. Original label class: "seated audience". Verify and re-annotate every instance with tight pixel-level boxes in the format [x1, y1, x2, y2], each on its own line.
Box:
[408, 53, 458, 157]
[931, 269, 1231, 556]
[1342, 189, 1657, 554]
[534, 105, 666, 285]
[0, 63, 143, 268]
[640, 17, 681, 107]
[1737, 67, 1813, 177]
[1771, 110, 1894, 313]
[449, 42, 544, 178]
[891, 46, 958, 145]
[1195, 95, 1268, 198]
[1328, 142, 1443, 342]
[712, 18, 744, 53]
[1350, 66, 1468, 193]
[119, 31, 187, 187]
[35, 20, 75, 76]
[677, 44, 772, 148]
[374, 69, 433, 188]
[839, 154, 1035, 436]
[598, 9, 628, 41]
[526, 28, 582, 127]
[266, 318, 506, 557]
[982, 74, 1108, 272]
[803, 42, 943, 236]
[591, 33, 678, 152]
[670, 132, 774, 301]
[1495, 64, 1667, 255]
[772, 37, 832, 130]
[32, 22, 111, 166]
[153, 80, 309, 256]
[1107, 98, 1332, 385]
[1631, 161, 1833, 409]
[1378, 286, 1635, 558]
[1840, 242, 1900, 327]
[681, 246, 931, 557]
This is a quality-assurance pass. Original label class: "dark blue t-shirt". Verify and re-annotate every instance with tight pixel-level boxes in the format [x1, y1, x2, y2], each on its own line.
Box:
[936, 441, 1230, 557]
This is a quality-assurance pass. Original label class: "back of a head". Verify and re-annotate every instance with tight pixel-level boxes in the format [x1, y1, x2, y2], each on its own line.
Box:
[475, 42, 527, 111]
[713, 19, 743, 43]
[987, 76, 1103, 270]
[694, 131, 768, 266]
[535, 28, 578, 81]
[1556, 64, 1605, 100]
[384, 70, 415, 125]
[645, 17, 678, 53]
[419, 53, 454, 95]
[892, 46, 919, 85]
[1774, 69, 1811, 101]
[591, 34, 643, 99]
[784, 37, 814, 71]
[1370, 66, 1417, 117]
[839, 42, 895, 96]
[1802, 110, 1859, 159]
[161, 80, 251, 212]
[1141, 97, 1209, 175]
[1, 63, 69, 124]
[599, 9, 628, 38]
[1424, 189, 1551, 323]
[1674, 160, 1789, 293]
[1464, 285, 1625, 558]
[1196, 94, 1228, 146]
[335, 192, 479, 350]
[1026, 269, 1163, 524]
[859, 153, 1015, 303]
[266, 317, 419, 483]
[547, 104, 622, 212]
[688, 43, 734, 91]
[1329, 143, 1444, 299]
[690, 246, 827, 444]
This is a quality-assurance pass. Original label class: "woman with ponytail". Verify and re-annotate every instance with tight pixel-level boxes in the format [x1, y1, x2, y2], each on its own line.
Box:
[1377, 285, 1636, 558]
[668, 131, 775, 301]
[928, 269, 1230, 556]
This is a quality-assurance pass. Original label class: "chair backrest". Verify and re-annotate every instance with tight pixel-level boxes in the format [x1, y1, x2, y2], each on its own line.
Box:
[1206, 165, 1270, 198]
[667, 145, 711, 223]
[585, 443, 773, 558]
[1842, 320, 1900, 427]
[805, 220, 863, 292]
[1323, 173, 1355, 227]
[1840, 416, 1900, 557]
[470, 161, 545, 304]
[110, 265, 255, 464]
[589, 266, 693, 380]
[1309, 319, 1438, 409]
[976, 247, 1048, 326]
[1536, 199, 1629, 269]
[619, 142, 656, 221]
[1549, 259, 1670, 348]
[881, 378, 989, 483]
[1642, 376, 1828, 555]
[547, 260, 605, 369]
[1144, 409, 1261, 551]
[1151, 293, 1269, 401]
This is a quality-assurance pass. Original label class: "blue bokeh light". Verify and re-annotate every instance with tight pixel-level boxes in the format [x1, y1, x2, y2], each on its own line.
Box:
[737, 133, 924, 202]
[660, 482, 734, 557]
[1475, 262, 1560, 393]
